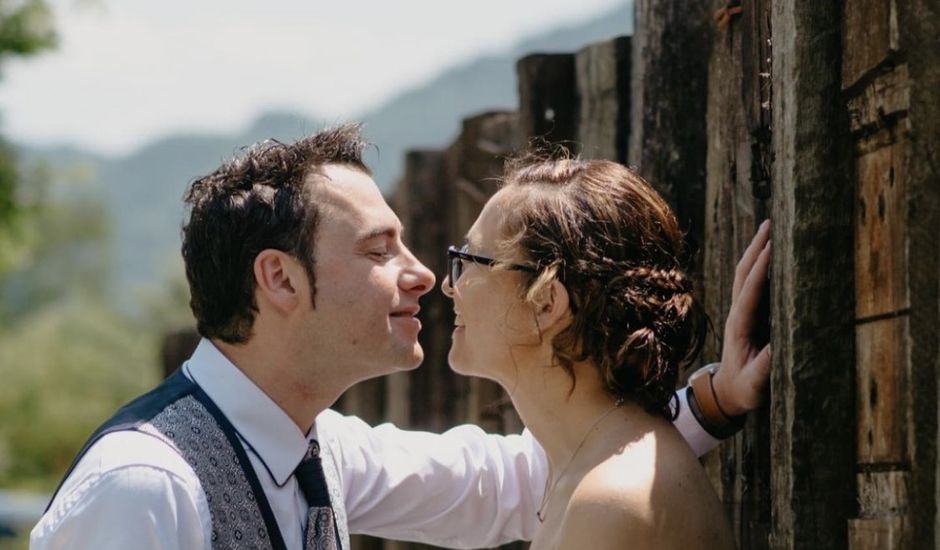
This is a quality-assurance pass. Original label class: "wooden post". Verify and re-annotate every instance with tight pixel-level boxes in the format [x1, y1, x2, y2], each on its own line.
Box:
[703, 0, 774, 547]
[575, 36, 632, 163]
[629, 0, 711, 260]
[843, 0, 910, 547]
[516, 54, 578, 147]
[841, 0, 940, 547]
[769, 1, 857, 548]
[897, 0, 940, 544]
[444, 111, 525, 437]
[390, 150, 458, 432]
[160, 328, 200, 378]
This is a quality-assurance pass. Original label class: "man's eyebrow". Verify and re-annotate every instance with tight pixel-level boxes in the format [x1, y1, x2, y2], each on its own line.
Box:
[355, 224, 404, 244]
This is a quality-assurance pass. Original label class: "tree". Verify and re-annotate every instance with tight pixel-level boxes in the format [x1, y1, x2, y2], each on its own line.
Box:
[0, 0, 56, 270]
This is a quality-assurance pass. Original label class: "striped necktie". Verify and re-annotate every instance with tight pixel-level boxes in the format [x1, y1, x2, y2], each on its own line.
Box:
[295, 440, 340, 550]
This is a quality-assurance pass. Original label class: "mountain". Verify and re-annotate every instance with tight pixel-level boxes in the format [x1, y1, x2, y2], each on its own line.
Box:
[359, 3, 634, 187]
[16, 3, 633, 300]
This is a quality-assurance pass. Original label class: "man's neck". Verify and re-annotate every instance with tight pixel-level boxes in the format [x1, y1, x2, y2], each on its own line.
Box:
[213, 338, 344, 435]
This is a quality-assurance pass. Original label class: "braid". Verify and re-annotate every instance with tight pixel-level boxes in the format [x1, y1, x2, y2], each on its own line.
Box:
[622, 266, 693, 294]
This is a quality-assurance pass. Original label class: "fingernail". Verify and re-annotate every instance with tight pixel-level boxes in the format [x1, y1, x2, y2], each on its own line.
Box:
[760, 219, 770, 231]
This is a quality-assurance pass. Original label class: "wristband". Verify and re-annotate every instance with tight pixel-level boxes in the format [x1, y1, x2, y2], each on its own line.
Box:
[687, 363, 746, 439]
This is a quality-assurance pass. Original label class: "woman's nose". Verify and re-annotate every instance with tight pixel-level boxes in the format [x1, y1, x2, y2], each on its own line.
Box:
[441, 274, 454, 298]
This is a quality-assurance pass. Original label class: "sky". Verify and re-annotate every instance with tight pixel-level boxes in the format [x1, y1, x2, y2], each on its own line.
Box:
[0, 0, 624, 156]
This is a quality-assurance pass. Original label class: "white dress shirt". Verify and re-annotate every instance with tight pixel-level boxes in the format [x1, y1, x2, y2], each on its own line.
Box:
[31, 339, 718, 549]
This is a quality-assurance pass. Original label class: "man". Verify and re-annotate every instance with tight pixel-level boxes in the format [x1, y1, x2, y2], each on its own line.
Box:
[31, 125, 771, 549]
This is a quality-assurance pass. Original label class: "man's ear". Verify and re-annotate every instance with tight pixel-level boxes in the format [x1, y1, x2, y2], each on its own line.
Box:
[534, 278, 571, 333]
[253, 249, 304, 313]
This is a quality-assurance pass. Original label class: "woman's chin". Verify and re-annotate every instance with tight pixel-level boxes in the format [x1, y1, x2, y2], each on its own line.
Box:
[447, 346, 480, 377]
[447, 350, 469, 375]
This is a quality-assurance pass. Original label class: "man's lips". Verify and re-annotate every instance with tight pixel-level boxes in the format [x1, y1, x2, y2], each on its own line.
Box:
[391, 307, 422, 332]
[390, 306, 420, 318]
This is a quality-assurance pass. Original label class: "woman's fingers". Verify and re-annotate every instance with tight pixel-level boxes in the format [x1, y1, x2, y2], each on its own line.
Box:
[732, 344, 772, 413]
[732, 220, 771, 302]
[728, 239, 771, 340]
[717, 221, 773, 416]
[748, 344, 772, 391]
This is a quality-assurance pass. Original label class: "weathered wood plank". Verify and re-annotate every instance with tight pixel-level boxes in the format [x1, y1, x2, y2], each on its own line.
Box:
[842, 0, 899, 90]
[847, 65, 911, 136]
[848, 516, 909, 550]
[338, 378, 386, 427]
[848, 473, 910, 550]
[392, 150, 464, 433]
[856, 317, 910, 464]
[855, 139, 910, 318]
[629, 0, 711, 261]
[349, 534, 384, 550]
[856, 471, 909, 518]
[516, 54, 577, 146]
[770, 1, 857, 548]
[703, 1, 773, 547]
[160, 328, 200, 378]
[442, 111, 526, 440]
[703, 23, 748, 524]
[575, 36, 631, 162]
[446, 111, 518, 272]
[894, 2, 940, 545]
[447, 111, 520, 197]
[383, 372, 410, 427]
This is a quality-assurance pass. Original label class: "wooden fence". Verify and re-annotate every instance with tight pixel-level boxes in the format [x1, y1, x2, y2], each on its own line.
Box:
[334, 1, 939, 549]
[161, 1, 938, 547]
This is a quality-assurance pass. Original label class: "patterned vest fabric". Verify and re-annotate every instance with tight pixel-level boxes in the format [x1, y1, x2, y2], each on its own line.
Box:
[317, 449, 350, 548]
[48, 370, 296, 550]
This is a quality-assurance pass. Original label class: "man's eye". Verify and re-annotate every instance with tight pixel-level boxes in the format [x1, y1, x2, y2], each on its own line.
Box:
[368, 249, 392, 259]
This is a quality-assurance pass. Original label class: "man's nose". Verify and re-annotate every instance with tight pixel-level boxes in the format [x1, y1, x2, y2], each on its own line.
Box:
[401, 254, 436, 296]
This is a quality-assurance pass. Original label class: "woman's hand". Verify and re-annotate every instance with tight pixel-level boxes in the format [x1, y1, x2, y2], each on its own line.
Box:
[711, 220, 772, 417]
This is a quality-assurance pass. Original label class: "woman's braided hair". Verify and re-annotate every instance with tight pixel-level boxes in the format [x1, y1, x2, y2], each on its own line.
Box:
[497, 154, 706, 419]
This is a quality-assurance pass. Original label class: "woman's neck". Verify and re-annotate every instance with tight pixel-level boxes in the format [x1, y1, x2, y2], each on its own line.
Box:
[506, 357, 638, 471]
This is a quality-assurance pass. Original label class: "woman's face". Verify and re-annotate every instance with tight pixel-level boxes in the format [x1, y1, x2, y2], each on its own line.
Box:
[442, 190, 539, 384]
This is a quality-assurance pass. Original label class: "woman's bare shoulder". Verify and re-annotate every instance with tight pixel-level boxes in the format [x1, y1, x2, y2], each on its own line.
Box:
[555, 434, 735, 550]
[554, 473, 649, 549]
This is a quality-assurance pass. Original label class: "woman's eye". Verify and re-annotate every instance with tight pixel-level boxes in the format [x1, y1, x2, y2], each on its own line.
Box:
[369, 249, 392, 259]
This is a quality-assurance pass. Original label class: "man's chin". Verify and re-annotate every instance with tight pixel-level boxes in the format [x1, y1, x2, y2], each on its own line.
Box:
[387, 344, 424, 372]
[401, 346, 424, 370]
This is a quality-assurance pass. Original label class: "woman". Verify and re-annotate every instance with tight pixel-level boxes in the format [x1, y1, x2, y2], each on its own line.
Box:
[443, 156, 770, 549]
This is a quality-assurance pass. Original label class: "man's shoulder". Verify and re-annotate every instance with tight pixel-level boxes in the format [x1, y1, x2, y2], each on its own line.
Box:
[79, 430, 196, 475]
[51, 430, 201, 507]
[34, 431, 209, 548]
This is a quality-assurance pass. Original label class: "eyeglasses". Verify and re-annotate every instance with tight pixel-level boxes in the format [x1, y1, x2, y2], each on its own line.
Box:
[446, 244, 537, 283]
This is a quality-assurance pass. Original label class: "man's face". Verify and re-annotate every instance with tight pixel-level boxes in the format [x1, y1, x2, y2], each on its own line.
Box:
[303, 164, 435, 379]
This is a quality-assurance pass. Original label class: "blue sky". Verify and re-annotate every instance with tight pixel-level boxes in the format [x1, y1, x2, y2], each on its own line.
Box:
[0, 0, 624, 155]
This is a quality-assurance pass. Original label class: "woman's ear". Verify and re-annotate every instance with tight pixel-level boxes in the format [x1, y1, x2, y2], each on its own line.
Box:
[253, 249, 303, 314]
[534, 278, 571, 333]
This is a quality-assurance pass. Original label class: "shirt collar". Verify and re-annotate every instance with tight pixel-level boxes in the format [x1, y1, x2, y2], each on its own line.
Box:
[184, 338, 313, 486]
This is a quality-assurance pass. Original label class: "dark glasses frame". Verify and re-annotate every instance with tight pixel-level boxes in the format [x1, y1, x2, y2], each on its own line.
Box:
[446, 244, 537, 283]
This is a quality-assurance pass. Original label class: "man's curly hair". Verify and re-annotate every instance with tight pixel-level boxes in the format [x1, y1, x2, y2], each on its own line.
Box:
[496, 153, 706, 419]
[181, 124, 369, 343]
